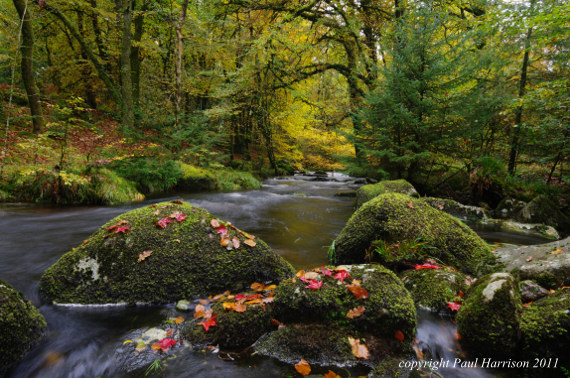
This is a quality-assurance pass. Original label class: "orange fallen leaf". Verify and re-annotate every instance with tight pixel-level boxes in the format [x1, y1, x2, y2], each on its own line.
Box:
[199, 299, 210, 305]
[246, 299, 262, 305]
[562, 286, 570, 290]
[458, 291, 464, 298]
[456, 331, 462, 340]
[211, 290, 230, 302]
[174, 316, 184, 324]
[395, 330, 405, 342]
[548, 289, 556, 294]
[348, 336, 369, 359]
[346, 284, 369, 299]
[223, 302, 247, 312]
[232, 236, 240, 249]
[324, 370, 341, 378]
[251, 282, 265, 291]
[412, 344, 424, 360]
[346, 306, 366, 319]
[295, 270, 306, 278]
[406, 201, 415, 209]
[138, 250, 153, 262]
[294, 359, 311, 376]
[81, 239, 89, 246]
[166, 328, 174, 337]
[265, 284, 277, 291]
[552, 248, 563, 254]
[244, 239, 256, 247]
[523, 301, 533, 308]
[151, 342, 162, 352]
[221, 237, 230, 247]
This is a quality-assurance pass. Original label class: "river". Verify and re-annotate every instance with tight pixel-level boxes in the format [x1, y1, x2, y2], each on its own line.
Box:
[0, 173, 546, 377]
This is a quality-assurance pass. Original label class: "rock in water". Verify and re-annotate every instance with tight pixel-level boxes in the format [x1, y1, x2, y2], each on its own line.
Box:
[39, 201, 294, 304]
[456, 273, 522, 358]
[356, 180, 419, 208]
[0, 280, 47, 376]
[332, 193, 497, 275]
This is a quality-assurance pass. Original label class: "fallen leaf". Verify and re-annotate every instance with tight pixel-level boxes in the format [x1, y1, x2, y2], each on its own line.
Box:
[223, 302, 247, 312]
[334, 270, 351, 282]
[216, 226, 229, 237]
[220, 237, 230, 247]
[251, 282, 265, 291]
[265, 284, 277, 291]
[261, 296, 275, 304]
[414, 263, 440, 270]
[174, 316, 184, 324]
[232, 236, 240, 249]
[246, 298, 262, 305]
[304, 271, 320, 280]
[295, 359, 311, 376]
[412, 344, 424, 360]
[234, 294, 247, 301]
[348, 336, 370, 359]
[295, 270, 306, 278]
[437, 203, 444, 210]
[552, 248, 563, 254]
[346, 284, 368, 299]
[324, 370, 341, 378]
[170, 211, 187, 222]
[321, 265, 333, 276]
[458, 291, 464, 298]
[346, 306, 365, 319]
[211, 290, 230, 301]
[271, 318, 284, 327]
[171, 200, 184, 204]
[81, 239, 89, 246]
[548, 289, 556, 294]
[210, 219, 220, 228]
[305, 280, 323, 290]
[123, 340, 133, 344]
[526, 256, 533, 262]
[157, 217, 173, 228]
[523, 301, 533, 308]
[406, 200, 415, 209]
[244, 239, 257, 247]
[246, 294, 263, 300]
[395, 330, 405, 342]
[138, 250, 153, 262]
[199, 314, 217, 332]
[447, 301, 461, 311]
[151, 342, 162, 352]
[199, 299, 210, 305]
[135, 341, 146, 352]
[166, 329, 174, 337]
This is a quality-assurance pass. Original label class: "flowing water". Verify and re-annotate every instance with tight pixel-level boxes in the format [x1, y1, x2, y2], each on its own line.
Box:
[0, 173, 548, 378]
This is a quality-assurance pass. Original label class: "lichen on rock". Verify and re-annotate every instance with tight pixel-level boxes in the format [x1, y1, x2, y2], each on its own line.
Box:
[0, 280, 47, 376]
[332, 193, 497, 275]
[39, 201, 295, 304]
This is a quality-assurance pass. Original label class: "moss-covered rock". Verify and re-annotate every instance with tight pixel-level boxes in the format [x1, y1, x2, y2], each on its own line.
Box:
[39, 201, 294, 304]
[456, 273, 522, 358]
[514, 195, 570, 234]
[273, 265, 416, 341]
[519, 280, 549, 303]
[177, 163, 262, 192]
[401, 269, 467, 312]
[369, 357, 443, 378]
[520, 289, 570, 366]
[0, 280, 47, 376]
[422, 197, 489, 221]
[356, 180, 419, 208]
[332, 193, 497, 275]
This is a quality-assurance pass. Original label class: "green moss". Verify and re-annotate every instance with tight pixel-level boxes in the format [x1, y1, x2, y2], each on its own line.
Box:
[333, 193, 497, 275]
[456, 273, 522, 358]
[0, 189, 8, 201]
[520, 290, 570, 366]
[0, 281, 47, 376]
[356, 180, 419, 208]
[177, 163, 262, 192]
[273, 265, 416, 341]
[533, 273, 558, 290]
[92, 168, 145, 205]
[401, 269, 466, 311]
[39, 201, 295, 304]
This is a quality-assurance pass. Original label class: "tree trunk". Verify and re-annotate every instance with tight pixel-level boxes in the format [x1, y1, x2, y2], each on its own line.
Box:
[508, 24, 533, 175]
[119, 0, 134, 130]
[131, 0, 147, 111]
[13, 0, 44, 134]
[175, 0, 189, 126]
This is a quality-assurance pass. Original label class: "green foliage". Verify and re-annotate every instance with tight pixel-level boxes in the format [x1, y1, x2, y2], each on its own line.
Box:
[144, 359, 162, 376]
[111, 158, 183, 194]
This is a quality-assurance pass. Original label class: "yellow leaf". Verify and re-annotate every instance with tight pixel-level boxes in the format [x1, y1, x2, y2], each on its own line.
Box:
[123, 340, 133, 344]
[174, 316, 184, 324]
[552, 248, 563, 254]
[244, 239, 257, 247]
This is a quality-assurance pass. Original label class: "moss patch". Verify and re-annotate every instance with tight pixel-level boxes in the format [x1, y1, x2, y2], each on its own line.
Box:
[39, 201, 294, 304]
[177, 163, 262, 193]
[456, 273, 522, 358]
[401, 269, 466, 311]
[356, 180, 419, 208]
[0, 281, 47, 376]
[333, 193, 497, 275]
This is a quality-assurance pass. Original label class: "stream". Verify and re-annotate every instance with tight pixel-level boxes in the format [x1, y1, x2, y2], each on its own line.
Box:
[0, 173, 548, 377]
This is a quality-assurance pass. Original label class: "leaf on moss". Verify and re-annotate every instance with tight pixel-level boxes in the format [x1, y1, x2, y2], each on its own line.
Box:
[346, 284, 368, 299]
[348, 336, 369, 359]
[211, 290, 230, 301]
[414, 263, 440, 270]
[346, 306, 365, 319]
[333, 270, 351, 282]
[321, 265, 333, 276]
[244, 238, 256, 247]
[170, 211, 187, 222]
[174, 316, 184, 324]
[232, 236, 240, 249]
[199, 314, 217, 332]
[210, 219, 220, 228]
[447, 301, 461, 311]
[223, 302, 247, 312]
[220, 237, 230, 247]
[395, 330, 405, 342]
[157, 217, 173, 228]
[551, 248, 562, 254]
[138, 250, 152, 262]
[324, 370, 341, 378]
[294, 359, 311, 376]
[406, 200, 415, 209]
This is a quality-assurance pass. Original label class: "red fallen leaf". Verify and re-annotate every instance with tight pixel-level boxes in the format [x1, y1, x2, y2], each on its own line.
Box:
[199, 314, 217, 332]
[171, 200, 184, 204]
[346, 306, 365, 319]
[234, 294, 247, 301]
[115, 225, 131, 233]
[247, 294, 263, 300]
[295, 359, 311, 376]
[406, 201, 415, 209]
[210, 219, 220, 228]
[414, 263, 440, 270]
[334, 270, 351, 282]
[157, 217, 173, 228]
[447, 301, 461, 311]
[321, 265, 333, 276]
[305, 280, 323, 290]
[299, 275, 309, 283]
[346, 284, 368, 299]
[395, 330, 405, 342]
[107, 220, 128, 231]
[216, 226, 229, 237]
[158, 338, 176, 350]
[170, 211, 187, 222]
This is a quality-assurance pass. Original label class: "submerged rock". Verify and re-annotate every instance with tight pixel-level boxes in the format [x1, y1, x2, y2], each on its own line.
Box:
[332, 193, 497, 275]
[494, 237, 570, 288]
[40, 201, 294, 304]
[456, 273, 522, 358]
[0, 280, 47, 376]
[520, 289, 570, 366]
[356, 180, 419, 208]
[422, 197, 489, 221]
[401, 269, 467, 312]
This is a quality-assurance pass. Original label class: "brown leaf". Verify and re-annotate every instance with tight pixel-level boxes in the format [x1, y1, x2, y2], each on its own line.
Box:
[406, 200, 415, 209]
[346, 306, 366, 319]
[210, 219, 220, 228]
[138, 250, 153, 262]
[232, 237, 240, 249]
[211, 290, 230, 302]
[323, 370, 341, 378]
[526, 256, 533, 262]
[348, 336, 369, 359]
[346, 284, 369, 299]
[194, 304, 207, 319]
[244, 238, 257, 247]
[294, 359, 311, 376]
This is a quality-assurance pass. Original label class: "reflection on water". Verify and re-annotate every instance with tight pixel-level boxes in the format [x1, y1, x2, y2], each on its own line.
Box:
[0, 173, 546, 377]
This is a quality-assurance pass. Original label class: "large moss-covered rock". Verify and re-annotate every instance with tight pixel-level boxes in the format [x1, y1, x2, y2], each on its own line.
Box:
[274, 264, 416, 340]
[513, 195, 570, 234]
[520, 289, 570, 366]
[401, 269, 467, 312]
[456, 273, 522, 358]
[332, 193, 497, 275]
[0, 281, 47, 376]
[356, 180, 419, 208]
[40, 201, 294, 304]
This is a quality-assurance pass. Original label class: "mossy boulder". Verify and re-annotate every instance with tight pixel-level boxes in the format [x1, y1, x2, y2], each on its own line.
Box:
[520, 289, 570, 366]
[401, 269, 467, 312]
[356, 180, 419, 208]
[422, 197, 489, 221]
[39, 201, 294, 304]
[520, 280, 549, 303]
[514, 195, 570, 234]
[456, 273, 522, 358]
[0, 280, 47, 376]
[273, 265, 416, 341]
[332, 193, 497, 275]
